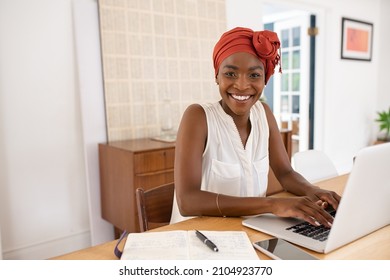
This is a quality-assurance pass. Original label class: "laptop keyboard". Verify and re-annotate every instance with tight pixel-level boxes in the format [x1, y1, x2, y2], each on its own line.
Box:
[286, 209, 336, 242]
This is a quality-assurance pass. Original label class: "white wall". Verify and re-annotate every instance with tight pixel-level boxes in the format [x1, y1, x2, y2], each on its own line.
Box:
[0, 0, 92, 259]
[378, 0, 390, 110]
[227, 0, 387, 174]
[320, 0, 382, 172]
[72, 0, 114, 245]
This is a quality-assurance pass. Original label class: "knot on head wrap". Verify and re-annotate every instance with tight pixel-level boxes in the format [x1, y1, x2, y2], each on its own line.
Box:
[213, 27, 282, 84]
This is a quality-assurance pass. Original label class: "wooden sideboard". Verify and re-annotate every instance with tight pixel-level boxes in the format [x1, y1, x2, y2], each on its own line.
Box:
[99, 139, 175, 233]
[99, 130, 292, 234]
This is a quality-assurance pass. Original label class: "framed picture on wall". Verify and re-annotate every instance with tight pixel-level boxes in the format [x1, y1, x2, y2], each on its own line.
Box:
[341, 17, 373, 61]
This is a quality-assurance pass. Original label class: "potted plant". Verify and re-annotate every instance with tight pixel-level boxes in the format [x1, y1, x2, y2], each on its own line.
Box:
[375, 107, 390, 142]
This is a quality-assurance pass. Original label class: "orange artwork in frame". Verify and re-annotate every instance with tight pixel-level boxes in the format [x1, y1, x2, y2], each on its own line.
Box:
[341, 17, 373, 61]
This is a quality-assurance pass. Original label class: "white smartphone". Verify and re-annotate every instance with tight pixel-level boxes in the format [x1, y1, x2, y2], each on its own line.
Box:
[253, 238, 318, 260]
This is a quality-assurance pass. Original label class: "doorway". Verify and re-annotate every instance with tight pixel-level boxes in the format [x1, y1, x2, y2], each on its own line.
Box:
[263, 6, 317, 156]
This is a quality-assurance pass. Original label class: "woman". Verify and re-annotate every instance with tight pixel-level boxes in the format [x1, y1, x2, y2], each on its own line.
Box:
[171, 27, 340, 228]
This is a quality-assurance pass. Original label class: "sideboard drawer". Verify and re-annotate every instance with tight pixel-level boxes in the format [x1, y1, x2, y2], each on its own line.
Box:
[134, 150, 170, 174]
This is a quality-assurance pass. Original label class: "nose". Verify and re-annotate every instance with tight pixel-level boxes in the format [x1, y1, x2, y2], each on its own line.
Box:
[233, 76, 250, 91]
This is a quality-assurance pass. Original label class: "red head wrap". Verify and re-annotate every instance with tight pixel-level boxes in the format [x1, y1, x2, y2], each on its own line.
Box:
[213, 27, 282, 84]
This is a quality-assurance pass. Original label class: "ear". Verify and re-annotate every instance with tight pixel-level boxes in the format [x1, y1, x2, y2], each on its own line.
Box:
[215, 75, 219, 85]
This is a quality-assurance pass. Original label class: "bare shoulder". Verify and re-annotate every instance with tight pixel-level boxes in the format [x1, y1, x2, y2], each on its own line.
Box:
[178, 104, 207, 141]
[260, 101, 272, 115]
[180, 104, 206, 128]
[175, 104, 208, 164]
[259, 101, 276, 124]
[183, 103, 205, 117]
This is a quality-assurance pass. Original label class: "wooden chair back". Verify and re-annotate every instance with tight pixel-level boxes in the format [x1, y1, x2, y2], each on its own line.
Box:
[136, 183, 175, 232]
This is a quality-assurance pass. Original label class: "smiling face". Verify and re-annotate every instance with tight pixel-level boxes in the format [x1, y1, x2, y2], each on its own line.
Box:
[216, 52, 265, 119]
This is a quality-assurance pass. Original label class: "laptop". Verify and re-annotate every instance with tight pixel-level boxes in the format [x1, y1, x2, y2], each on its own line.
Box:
[242, 143, 390, 253]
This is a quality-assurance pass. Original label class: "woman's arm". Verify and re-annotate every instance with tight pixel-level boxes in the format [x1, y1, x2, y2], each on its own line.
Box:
[263, 102, 340, 210]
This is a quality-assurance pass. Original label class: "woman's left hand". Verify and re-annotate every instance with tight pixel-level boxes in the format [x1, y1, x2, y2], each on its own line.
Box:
[305, 188, 341, 211]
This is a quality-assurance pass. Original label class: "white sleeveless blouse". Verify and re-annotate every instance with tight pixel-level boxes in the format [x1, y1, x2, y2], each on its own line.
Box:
[170, 101, 270, 224]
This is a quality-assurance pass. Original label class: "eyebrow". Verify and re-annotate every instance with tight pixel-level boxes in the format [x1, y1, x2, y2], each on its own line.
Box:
[249, 65, 264, 71]
[223, 64, 264, 71]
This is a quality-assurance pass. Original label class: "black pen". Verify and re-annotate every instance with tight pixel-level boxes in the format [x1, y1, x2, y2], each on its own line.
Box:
[195, 230, 219, 252]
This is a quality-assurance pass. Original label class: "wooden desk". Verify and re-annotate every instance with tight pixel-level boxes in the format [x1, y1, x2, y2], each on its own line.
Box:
[51, 174, 390, 260]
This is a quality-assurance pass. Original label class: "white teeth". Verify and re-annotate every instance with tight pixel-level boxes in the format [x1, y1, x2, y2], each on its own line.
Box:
[231, 94, 250, 101]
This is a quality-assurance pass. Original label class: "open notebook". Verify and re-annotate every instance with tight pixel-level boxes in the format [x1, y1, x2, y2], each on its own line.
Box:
[119, 230, 258, 260]
[243, 143, 390, 254]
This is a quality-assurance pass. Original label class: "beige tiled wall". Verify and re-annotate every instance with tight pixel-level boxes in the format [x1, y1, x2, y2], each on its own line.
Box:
[98, 0, 226, 141]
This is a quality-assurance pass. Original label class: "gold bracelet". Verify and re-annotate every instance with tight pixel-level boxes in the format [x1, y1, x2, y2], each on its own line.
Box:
[216, 193, 226, 217]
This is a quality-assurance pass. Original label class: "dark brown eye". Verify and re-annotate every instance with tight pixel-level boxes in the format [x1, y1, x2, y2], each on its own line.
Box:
[224, 72, 236, 78]
[249, 73, 261, 78]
